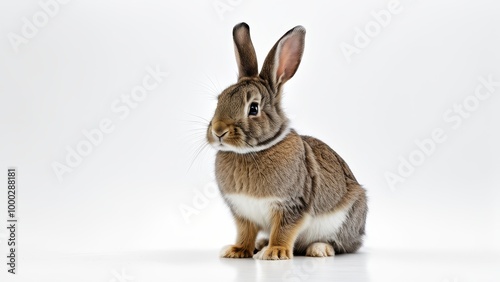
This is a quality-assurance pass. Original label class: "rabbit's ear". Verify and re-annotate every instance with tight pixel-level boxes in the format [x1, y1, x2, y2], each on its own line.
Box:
[233, 23, 258, 80]
[260, 26, 305, 91]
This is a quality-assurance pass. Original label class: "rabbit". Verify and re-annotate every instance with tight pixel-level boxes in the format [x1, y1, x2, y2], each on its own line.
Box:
[206, 22, 368, 260]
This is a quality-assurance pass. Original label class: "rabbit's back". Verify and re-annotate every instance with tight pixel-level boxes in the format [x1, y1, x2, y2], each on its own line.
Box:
[301, 135, 364, 215]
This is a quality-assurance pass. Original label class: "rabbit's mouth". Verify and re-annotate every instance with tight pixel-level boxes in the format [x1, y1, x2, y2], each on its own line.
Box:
[209, 135, 249, 153]
[210, 139, 242, 152]
[209, 126, 292, 155]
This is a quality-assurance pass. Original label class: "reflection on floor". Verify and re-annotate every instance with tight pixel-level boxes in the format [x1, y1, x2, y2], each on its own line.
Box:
[2, 248, 499, 282]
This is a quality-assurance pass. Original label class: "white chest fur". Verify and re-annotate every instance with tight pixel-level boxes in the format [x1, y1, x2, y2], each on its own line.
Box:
[224, 194, 282, 230]
[224, 193, 352, 247]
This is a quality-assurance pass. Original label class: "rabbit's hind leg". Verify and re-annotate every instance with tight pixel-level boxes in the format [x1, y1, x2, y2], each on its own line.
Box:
[255, 237, 269, 252]
[305, 242, 335, 257]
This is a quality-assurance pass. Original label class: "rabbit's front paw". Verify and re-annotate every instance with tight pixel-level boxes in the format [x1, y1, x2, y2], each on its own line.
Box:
[220, 245, 253, 258]
[253, 246, 292, 260]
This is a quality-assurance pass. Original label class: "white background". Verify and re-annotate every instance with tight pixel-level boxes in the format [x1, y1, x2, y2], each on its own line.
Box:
[0, 0, 499, 281]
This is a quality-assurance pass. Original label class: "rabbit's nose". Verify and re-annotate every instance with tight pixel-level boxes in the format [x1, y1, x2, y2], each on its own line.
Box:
[212, 121, 229, 140]
[214, 131, 228, 140]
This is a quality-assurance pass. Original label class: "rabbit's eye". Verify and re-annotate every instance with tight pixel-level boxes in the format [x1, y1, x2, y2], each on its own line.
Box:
[249, 102, 259, 116]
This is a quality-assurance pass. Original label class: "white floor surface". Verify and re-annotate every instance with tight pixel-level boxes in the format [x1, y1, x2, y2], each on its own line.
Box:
[1, 248, 499, 282]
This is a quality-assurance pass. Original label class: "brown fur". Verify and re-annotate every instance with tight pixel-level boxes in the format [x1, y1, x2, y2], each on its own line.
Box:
[220, 216, 258, 258]
[208, 23, 368, 260]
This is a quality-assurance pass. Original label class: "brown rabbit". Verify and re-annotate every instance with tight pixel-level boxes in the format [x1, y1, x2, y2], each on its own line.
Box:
[206, 23, 367, 260]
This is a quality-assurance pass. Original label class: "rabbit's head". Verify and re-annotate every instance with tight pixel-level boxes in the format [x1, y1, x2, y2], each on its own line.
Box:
[207, 23, 305, 154]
